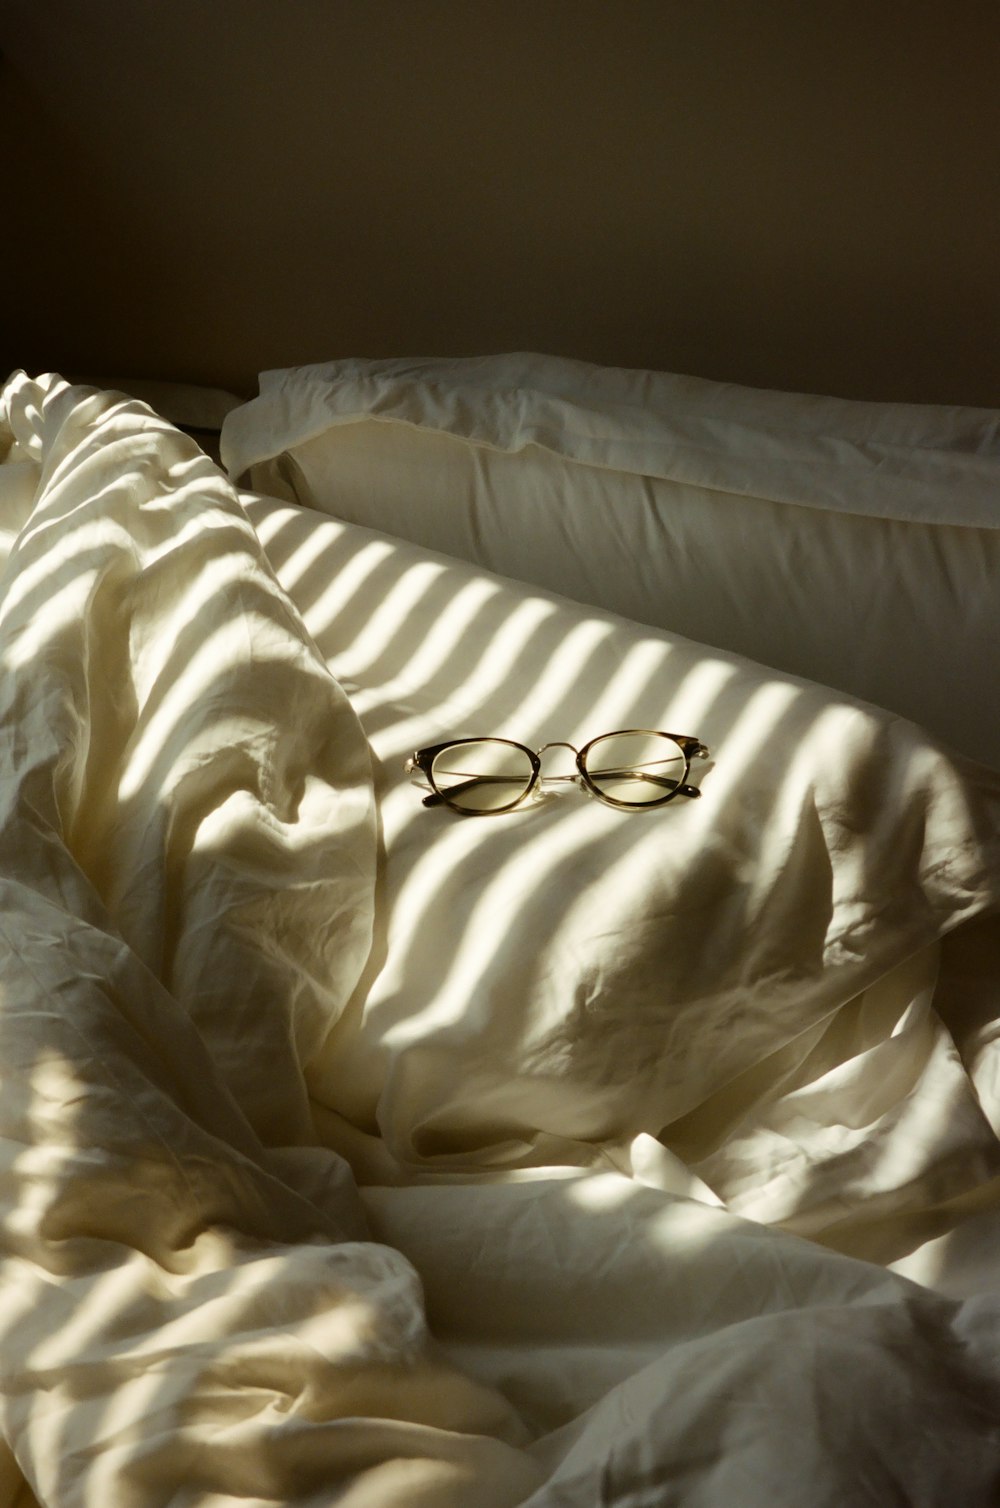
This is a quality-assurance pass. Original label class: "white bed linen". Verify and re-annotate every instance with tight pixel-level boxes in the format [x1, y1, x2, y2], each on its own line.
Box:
[244, 493, 1000, 1495]
[2, 372, 1000, 1505]
[0, 374, 540, 1508]
[243, 496, 1000, 1251]
[221, 353, 1000, 770]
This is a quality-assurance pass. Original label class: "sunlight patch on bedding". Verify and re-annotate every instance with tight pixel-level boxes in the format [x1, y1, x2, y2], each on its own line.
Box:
[0, 520, 112, 622]
[357, 643, 752, 1014]
[76, 1370, 183, 1483]
[544, 800, 713, 960]
[561, 634, 676, 735]
[566, 641, 740, 742]
[263, 522, 395, 634]
[383, 804, 613, 1046]
[128, 472, 252, 541]
[741, 702, 895, 948]
[284, 531, 600, 742]
[0, 1263, 55, 1356]
[141, 488, 249, 546]
[3, 577, 95, 671]
[563, 1177, 736, 1255]
[240, 495, 298, 550]
[345, 595, 562, 736]
[379, 673, 811, 1055]
[560, 1172, 637, 1214]
[117, 618, 261, 802]
[406, 595, 561, 727]
[699, 678, 805, 803]
[658, 654, 742, 733]
[646, 1195, 759, 1254]
[2, 515, 260, 679]
[354, 634, 739, 863]
[326, 568, 500, 689]
[346, 692, 469, 742]
[296, 1295, 387, 1359]
[142, 1259, 385, 1357]
[305, 555, 446, 674]
[191, 772, 370, 857]
[376, 816, 516, 984]
[495, 618, 617, 737]
[12, 1263, 150, 1373]
[792, 706, 884, 930]
[257, 512, 351, 600]
[36, 454, 228, 540]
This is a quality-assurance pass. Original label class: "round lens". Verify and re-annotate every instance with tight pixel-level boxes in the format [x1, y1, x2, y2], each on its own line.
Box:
[431, 740, 535, 813]
[583, 732, 687, 807]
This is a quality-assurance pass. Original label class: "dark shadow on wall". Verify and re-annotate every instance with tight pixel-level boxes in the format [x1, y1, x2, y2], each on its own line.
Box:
[3, 3, 1000, 402]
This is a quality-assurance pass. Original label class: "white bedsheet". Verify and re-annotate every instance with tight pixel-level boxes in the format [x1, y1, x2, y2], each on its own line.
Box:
[0, 375, 539, 1508]
[2, 372, 1000, 1505]
[244, 496, 1000, 1254]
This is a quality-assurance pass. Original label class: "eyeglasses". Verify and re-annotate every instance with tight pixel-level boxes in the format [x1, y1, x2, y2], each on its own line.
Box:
[405, 730, 709, 815]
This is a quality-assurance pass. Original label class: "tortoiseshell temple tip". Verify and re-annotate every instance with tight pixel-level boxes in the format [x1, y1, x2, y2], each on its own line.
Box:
[680, 784, 702, 798]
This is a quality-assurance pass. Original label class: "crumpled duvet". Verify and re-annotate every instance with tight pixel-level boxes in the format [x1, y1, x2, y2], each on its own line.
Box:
[0, 373, 539, 1507]
[1, 371, 1000, 1506]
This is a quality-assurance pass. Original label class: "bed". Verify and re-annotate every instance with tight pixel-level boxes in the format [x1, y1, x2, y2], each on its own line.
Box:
[1, 359, 1000, 1507]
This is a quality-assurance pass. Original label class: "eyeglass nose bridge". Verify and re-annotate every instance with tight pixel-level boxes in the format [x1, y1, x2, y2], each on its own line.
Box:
[535, 740, 585, 785]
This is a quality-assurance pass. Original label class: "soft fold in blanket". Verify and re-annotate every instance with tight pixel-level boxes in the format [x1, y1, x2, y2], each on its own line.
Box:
[2, 372, 1000, 1506]
[0, 374, 539, 1507]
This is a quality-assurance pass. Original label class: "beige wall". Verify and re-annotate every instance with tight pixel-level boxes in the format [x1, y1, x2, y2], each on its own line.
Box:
[2, 1, 999, 403]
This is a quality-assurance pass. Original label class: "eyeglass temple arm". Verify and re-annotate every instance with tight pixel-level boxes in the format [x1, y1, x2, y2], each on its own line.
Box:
[593, 765, 703, 799]
[421, 775, 514, 808]
[405, 761, 520, 808]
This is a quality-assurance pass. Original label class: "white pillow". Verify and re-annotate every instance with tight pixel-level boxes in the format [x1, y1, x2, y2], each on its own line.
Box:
[222, 353, 1000, 771]
[246, 494, 1000, 1252]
